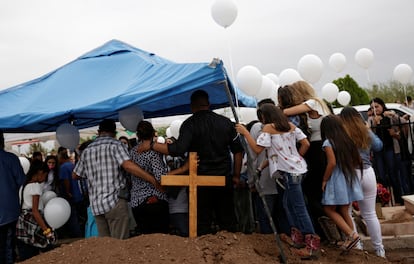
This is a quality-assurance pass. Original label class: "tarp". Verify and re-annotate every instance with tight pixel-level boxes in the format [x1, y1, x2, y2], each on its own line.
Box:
[0, 39, 255, 133]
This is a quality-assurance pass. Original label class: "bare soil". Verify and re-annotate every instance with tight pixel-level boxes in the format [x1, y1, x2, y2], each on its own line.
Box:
[20, 231, 413, 264]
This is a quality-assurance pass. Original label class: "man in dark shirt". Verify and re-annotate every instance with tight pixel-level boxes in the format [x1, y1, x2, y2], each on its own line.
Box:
[0, 130, 26, 263]
[140, 89, 243, 235]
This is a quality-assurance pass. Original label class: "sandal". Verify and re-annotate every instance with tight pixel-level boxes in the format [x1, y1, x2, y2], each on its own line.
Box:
[341, 231, 360, 252]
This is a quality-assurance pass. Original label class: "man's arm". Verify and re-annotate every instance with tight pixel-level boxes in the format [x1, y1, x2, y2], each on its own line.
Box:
[121, 160, 162, 191]
[137, 139, 170, 155]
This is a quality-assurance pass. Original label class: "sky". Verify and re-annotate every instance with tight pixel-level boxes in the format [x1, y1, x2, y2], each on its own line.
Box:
[1, 0, 413, 95]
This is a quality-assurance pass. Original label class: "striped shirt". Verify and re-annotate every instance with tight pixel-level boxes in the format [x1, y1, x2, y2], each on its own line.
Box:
[73, 136, 130, 215]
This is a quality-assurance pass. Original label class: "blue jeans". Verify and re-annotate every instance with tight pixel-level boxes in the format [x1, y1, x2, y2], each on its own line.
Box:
[373, 149, 403, 204]
[253, 193, 277, 234]
[394, 153, 411, 195]
[373, 149, 395, 186]
[280, 172, 315, 235]
[0, 221, 17, 264]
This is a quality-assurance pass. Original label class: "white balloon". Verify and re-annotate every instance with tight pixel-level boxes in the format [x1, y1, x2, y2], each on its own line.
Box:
[56, 123, 80, 150]
[157, 136, 166, 144]
[239, 107, 258, 124]
[18, 157, 30, 174]
[255, 76, 276, 101]
[337, 91, 351, 106]
[297, 54, 324, 84]
[119, 105, 144, 132]
[329, 53, 347, 73]
[393, 64, 413, 84]
[44, 197, 71, 229]
[211, 0, 238, 28]
[271, 86, 279, 106]
[41, 191, 57, 207]
[278, 68, 302, 87]
[321, 83, 339, 103]
[355, 48, 374, 69]
[170, 120, 183, 139]
[236, 65, 263, 96]
[265, 73, 279, 87]
[166, 127, 172, 139]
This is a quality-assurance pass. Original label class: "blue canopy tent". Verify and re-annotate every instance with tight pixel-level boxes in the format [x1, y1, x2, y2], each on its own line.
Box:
[0, 40, 255, 133]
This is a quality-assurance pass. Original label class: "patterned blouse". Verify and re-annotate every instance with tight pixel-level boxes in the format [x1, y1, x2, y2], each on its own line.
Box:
[129, 143, 168, 207]
[257, 127, 308, 178]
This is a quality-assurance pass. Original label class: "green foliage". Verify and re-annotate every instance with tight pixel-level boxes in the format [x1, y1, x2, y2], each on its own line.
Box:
[28, 142, 48, 157]
[366, 81, 414, 103]
[156, 126, 168, 137]
[331, 75, 370, 107]
[80, 136, 95, 143]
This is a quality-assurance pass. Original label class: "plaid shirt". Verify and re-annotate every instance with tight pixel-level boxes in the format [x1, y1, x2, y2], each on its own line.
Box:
[73, 136, 130, 215]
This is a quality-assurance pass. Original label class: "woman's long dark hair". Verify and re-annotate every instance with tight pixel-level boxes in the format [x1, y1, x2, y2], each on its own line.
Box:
[370, 97, 388, 115]
[277, 85, 295, 109]
[259, 104, 290, 132]
[44, 155, 60, 193]
[320, 115, 362, 185]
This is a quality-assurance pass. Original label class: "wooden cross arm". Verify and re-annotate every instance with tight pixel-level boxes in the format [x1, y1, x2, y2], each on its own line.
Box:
[159, 152, 226, 237]
[161, 175, 225, 186]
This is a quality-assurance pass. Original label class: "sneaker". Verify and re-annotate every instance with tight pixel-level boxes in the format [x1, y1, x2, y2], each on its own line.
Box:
[375, 248, 386, 258]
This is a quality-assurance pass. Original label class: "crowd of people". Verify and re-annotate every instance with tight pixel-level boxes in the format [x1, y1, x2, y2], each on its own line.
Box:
[2, 83, 414, 263]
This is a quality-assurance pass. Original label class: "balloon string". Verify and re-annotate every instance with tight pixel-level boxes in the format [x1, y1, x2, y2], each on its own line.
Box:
[366, 69, 371, 85]
[404, 84, 408, 106]
[225, 29, 240, 115]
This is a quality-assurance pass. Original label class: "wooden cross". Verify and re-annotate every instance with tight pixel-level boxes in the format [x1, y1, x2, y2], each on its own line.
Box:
[161, 152, 225, 238]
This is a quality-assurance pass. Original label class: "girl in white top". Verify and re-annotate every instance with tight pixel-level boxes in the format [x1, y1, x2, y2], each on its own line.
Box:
[17, 160, 55, 261]
[236, 104, 320, 259]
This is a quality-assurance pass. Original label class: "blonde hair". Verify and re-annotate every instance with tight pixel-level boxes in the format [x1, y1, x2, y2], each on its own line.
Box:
[289, 81, 331, 114]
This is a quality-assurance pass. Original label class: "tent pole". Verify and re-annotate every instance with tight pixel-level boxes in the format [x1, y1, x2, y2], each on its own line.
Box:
[222, 79, 287, 263]
[222, 80, 239, 123]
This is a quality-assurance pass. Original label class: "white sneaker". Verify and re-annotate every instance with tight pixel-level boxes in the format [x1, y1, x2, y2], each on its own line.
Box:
[375, 248, 386, 258]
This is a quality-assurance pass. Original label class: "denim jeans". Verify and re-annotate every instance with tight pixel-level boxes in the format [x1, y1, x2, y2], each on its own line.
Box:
[0, 221, 17, 264]
[373, 149, 402, 204]
[252, 193, 277, 234]
[281, 172, 315, 235]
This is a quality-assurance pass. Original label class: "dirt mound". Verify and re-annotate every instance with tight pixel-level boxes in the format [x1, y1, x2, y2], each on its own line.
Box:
[21, 231, 391, 264]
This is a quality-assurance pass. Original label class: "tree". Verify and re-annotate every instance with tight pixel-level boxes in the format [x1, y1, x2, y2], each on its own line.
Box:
[28, 142, 48, 157]
[332, 75, 370, 107]
[367, 81, 414, 103]
[156, 126, 168, 138]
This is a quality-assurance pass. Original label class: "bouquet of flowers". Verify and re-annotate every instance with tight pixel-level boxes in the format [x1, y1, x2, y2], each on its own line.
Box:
[377, 183, 391, 206]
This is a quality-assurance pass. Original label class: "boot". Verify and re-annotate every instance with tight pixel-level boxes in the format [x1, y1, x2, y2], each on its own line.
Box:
[293, 234, 321, 260]
[290, 227, 305, 248]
